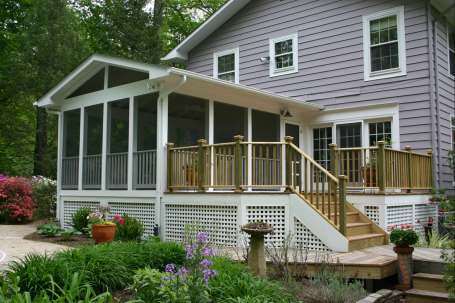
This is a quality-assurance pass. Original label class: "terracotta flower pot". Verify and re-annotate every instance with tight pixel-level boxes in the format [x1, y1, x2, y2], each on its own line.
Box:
[362, 170, 377, 187]
[91, 224, 116, 244]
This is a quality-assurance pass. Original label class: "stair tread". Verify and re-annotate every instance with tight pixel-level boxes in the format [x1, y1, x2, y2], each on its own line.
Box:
[329, 212, 358, 216]
[413, 273, 444, 280]
[346, 222, 372, 228]
[347, 233, 384, 241]
[406, 289, 449, 298]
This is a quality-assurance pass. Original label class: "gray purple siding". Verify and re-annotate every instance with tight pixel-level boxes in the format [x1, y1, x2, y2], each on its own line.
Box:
[187, 0, 454, 190]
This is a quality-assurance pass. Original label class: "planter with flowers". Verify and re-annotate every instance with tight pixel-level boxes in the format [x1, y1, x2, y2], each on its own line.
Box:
[241, 221, 274, 279]
[87, 205, 124, 244]
[388, 224, 418, 291]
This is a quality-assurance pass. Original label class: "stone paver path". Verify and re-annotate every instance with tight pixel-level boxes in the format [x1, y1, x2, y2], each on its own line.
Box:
[0, 223, 71, 271]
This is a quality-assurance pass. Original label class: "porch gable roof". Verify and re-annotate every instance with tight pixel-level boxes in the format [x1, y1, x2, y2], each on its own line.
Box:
[35, 53, 324, 112]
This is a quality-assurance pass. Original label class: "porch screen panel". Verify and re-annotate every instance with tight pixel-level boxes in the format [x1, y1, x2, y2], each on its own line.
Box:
[214, 102, 247, 143]
[252, 110, 280, 187]
[62, 109, 80, 189]
[135, 93, 158, 189]
[108, 99, 129, 189]
[83, 104, 103, 189]
[168, 93, 207, 147]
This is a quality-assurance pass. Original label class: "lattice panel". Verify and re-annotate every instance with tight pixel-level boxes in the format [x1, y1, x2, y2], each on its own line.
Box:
[364, 206, 380, 225]
[165, 205, 238, 246]
[294, 217, 330, 251]
[246, 206, 286, 247]
[62, 201, 99, 229]
[414, 204, 438, 234]
[386, 205, 413, 228]
[109, 202, 155, 236]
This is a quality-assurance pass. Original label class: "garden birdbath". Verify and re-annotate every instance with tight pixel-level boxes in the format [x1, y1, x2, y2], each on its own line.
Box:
[241, 227, 273, 279]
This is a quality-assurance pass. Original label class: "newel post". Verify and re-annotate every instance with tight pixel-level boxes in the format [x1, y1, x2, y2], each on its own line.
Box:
[338, 175, 347, 236]
[197, 139, 207, 192]
[166, 143, 174, 192]
[377, 141, 386, 193]
[329, 143, 337, 176]
[405, 146, 413, 193]
[284, 136, 294, 193]
[234, 135, 244, 193]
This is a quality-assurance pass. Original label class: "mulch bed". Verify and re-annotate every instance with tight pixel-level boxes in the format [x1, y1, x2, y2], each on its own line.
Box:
[23, 231, 95, 248]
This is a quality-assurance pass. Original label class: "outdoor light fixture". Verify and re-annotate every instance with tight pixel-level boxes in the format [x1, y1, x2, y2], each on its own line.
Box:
[281, 108, 292, 117]
[260, 56, 270, 63]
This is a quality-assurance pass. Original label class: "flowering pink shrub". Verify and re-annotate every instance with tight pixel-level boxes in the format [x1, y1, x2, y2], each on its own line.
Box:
[0, 176, 36, 223]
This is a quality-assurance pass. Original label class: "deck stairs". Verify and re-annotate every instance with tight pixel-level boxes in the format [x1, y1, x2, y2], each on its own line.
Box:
[303, 193, 388, 251]
[406, 273, 450, 302]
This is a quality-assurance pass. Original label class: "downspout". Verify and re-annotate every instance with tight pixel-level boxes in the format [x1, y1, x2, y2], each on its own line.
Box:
[155, 75, 186, 235]
[45, 108, 63, 223]
[427, 0, 438, 187]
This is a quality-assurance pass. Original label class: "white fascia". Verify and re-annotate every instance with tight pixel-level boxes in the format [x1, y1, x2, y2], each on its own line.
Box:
[162, 0, 251, 65]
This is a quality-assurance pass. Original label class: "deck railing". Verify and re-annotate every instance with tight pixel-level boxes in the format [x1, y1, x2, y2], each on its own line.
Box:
[83, 155, 102, 189]
[134, 150, 157, 189]
[107, 152, 128, 189]
[331, 142, 433, 191]
[166, 136, 348, 235]
[61, 157, 79, 189]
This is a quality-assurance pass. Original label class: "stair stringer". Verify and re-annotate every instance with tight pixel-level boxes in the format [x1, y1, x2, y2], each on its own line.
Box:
[290, 194, 349, 252]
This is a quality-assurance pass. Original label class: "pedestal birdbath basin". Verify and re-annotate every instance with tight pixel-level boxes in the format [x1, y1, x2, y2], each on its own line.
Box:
[241, 223, 274, 279]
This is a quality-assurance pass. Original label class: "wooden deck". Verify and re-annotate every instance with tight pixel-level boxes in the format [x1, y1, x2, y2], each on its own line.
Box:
[225, 245, 446, 280]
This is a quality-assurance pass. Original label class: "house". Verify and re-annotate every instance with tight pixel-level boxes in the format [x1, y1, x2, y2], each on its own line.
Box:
[35, 0, 454, 253]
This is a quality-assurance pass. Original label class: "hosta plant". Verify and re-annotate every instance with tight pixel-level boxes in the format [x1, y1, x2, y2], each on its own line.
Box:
[388, 224, 419, 245]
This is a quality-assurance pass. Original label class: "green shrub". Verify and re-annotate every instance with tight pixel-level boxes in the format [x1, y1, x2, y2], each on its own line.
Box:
[415, 229, 451, 248]
[71, 206, 93, 234]
[0, 271, 112, 303]
[7, 240, 186, 297]
[114, 213, 144, 241]
[29, 176, 57, 221]
[129, 268, 166, 302]
[56, 228, 83, 241]
[209, 255, 295, 302]
[37, 224, 61, 237]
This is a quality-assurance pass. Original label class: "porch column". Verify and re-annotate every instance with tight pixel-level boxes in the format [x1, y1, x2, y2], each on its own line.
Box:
[101, 103, 109, 190]
[127, 97, 135, 191]
[247, 108, 253, 191]
[284, 136, 294, 192]
[78, 107, 86, 190]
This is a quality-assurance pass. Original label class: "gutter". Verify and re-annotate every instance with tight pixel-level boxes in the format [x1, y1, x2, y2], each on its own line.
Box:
[427, 1, 439, 187]
[169, 68, 325, 111]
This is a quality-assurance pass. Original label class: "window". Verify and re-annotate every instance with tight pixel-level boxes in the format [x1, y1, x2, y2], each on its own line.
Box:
[448, 24, 454, 78]
[363, 6, 406, 81]
[213, 47, 239, 84]
[269, 33, 298, 77]
[369, 121, 392, 147]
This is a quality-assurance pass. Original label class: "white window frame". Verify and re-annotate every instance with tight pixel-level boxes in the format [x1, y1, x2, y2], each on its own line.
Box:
[213, 47, 239, 84]
[447, 22, 455, 80]
[269, 33, 298, 77]
[362, 6, 406, 81]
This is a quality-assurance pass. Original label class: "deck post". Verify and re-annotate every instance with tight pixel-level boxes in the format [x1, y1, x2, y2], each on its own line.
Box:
[338, 175, 347, 236]
[427, 150, 433, 186]
[197, 139, 207, 192]
[284, 136, 294, 192]
[234, 135, 244, 193]
[166, 143, 174, 192]
[377, 141, 385, 193]
[329, 143, 337, 176]
[405, 146, 413, 193]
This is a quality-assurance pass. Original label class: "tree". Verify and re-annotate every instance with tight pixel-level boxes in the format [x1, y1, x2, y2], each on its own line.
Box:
[1, 0, 90, 177]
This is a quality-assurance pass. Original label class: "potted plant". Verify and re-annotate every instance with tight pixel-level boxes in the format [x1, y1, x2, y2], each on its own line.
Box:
[87, 204, 123, 244]
[429, 186, 446, 204]
[361, 161, 377, 187]
[388, 224, 419, 247]
[388, 224, 418, 291]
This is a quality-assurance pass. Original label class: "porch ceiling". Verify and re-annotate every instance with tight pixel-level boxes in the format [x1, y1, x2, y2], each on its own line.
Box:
[153, 68, 324, 112]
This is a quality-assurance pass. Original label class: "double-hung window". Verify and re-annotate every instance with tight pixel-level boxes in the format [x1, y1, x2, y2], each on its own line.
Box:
[269, 33, 298, 77]
[448, 24, 454, 78]
[213, 47, 239, 84]
[363, 6, 406, 81]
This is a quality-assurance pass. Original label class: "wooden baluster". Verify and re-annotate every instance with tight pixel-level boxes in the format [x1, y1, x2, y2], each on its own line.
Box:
[377, 141, 385, 193]
[217, 146, 221, 186]
[338, 175, 347, 236]
[273, 145, 277, 185]
[252, 145, 256, 186]
[284, 136, 294, 192]
[328, 179, 332, 221]
[316, 167, 320, 214]
[197, 139, 206, 192]
[228, 145, 232, 185]
[293, 149, 297, 188]
[266, 144, 270, 185]
[310, 164, 314, 204]
[405, 146, 412, 192]
[334, 179, 338, 226]
[245, 144, 249, 187]
[234, 135, 244, 192]
[259, 145, 263, 186]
